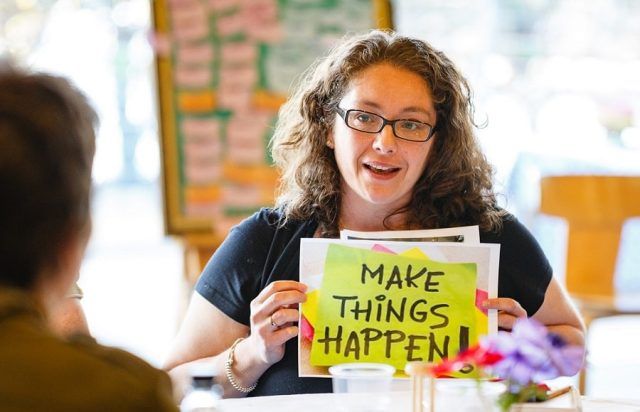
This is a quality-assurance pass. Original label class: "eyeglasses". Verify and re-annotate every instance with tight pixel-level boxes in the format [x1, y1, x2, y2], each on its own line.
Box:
[335, 107, 436, 142]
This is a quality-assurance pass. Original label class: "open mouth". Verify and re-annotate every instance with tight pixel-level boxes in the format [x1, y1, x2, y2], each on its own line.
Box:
[364, 162, 401, 176]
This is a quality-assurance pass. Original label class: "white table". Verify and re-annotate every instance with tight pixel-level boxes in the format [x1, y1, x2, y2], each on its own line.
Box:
[219, 391, 640, 412]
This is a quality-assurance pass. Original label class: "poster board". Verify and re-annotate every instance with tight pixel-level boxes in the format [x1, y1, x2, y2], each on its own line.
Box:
[152, 0, 392, 236]
[298, 238, 500, 378]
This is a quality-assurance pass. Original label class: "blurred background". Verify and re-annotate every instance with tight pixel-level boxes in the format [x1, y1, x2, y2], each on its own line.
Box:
[1, 0, 639, 399]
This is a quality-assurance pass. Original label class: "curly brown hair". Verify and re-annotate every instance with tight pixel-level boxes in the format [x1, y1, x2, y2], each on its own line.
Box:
[271, 30, 505, 237]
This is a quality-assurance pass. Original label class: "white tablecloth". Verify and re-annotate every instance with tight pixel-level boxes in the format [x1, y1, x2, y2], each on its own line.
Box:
[218, 391, 640, 412]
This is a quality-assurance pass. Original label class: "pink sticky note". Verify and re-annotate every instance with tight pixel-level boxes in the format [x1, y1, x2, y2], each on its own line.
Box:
[174, 65, 212, 88]
[242, 0, 278, 24]
[228, 146, 265, 164]
[184, 146, 219, 167]
[177, 44, 214, 64]
[220, 65, 258, 87]
[475, 289, 489, 315]
[184, 139, 221, 161]
[216, 13, 245, 36]
[218, 88, 252, 110]
[181, 118, 219, 139]
[171, 4, 205, 26]
[222, 185, 262, 207]
[300, 314, 314, 341]
[185, 202, 220, 217]
[227, 112, 270, 139]
[221, 42, 257, 64]
[168, 0, 199, 8]
[371, 244, 397, 254]
[184, 161, 221, 184]
[172, 14, 209, 42]
[208, 0, 237, 12]
[173, 24, 209, 43]
[226, 132, 262, 147]
[247, 22, 283, 43]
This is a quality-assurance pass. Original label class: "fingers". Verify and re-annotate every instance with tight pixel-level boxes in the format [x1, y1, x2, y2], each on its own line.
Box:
[251, 282, 307, 325]
[269, 308, 299, 328]
[483, 298, 527, 332]
[247, 281, 308, 365]
[254, 281, 307, 305]
[249, 322, 299, 365]
[256, 314, 299, 352]
[262, 290, 307, 314]
[269, 325, 299, 346]
[249, 281, 307, 334]
[482, 298, 527, 318]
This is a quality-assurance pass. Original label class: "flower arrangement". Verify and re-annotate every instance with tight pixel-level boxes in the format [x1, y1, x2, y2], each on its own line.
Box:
[428, 318, 585, 412]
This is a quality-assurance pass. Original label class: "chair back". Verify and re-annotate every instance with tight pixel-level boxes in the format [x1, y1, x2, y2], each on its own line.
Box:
[540, 175, 640, 297]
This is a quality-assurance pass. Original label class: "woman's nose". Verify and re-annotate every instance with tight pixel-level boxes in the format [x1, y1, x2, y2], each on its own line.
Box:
[372, 124, 397, 154]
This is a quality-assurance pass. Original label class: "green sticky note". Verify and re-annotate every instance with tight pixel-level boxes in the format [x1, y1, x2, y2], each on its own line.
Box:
[310, 244, 477, 371]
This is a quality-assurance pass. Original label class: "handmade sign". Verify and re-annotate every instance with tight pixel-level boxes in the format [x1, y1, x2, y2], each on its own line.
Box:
[298, 238, 499, 378]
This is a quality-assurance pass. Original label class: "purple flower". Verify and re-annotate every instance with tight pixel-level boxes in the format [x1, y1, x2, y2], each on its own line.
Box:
[482, 318, 584, 390]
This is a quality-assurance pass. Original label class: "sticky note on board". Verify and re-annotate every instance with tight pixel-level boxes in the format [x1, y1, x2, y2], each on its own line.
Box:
[310, 244, 477, 370]
[301, 289, 319, 327]
[399, 247, 429, 260]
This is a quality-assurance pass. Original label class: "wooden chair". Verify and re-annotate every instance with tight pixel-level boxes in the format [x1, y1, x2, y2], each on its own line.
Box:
[539, 175, 640, 393]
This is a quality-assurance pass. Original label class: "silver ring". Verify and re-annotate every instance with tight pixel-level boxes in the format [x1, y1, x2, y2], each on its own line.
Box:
[270, 314, 278, 328]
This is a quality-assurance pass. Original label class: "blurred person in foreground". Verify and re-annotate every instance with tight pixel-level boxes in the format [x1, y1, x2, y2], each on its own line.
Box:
[164, 30, 584, 398]
[48, 282, 90, 337]
[0, 62, 178, 411]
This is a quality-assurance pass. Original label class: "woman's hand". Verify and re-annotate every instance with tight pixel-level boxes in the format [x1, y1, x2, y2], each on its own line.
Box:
[247, 280, 308, 366]
[482, 297, 527, 331]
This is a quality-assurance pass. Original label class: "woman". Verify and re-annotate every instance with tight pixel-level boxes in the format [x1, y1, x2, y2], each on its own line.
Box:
[164, 30, 584, 397]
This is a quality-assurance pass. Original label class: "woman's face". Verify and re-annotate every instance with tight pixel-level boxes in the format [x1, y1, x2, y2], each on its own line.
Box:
[329, 63, 436, 217]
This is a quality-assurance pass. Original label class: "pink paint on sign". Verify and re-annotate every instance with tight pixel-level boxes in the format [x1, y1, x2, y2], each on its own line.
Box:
[475, 289, 489, 315]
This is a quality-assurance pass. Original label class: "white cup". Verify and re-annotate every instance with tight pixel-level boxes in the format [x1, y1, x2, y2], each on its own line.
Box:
[329, 363, 395, 412]
[432, 379, 505, 412]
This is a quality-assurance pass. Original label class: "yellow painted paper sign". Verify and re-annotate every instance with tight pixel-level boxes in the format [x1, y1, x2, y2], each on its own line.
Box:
[397, 247, 488, 337]
[309, 244, 478, 370]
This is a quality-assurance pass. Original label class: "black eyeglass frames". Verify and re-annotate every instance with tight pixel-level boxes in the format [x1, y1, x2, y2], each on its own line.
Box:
[335, 107, 435, 142]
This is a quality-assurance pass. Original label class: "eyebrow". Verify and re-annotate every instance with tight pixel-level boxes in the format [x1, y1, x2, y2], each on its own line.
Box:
[356, 100, 435, 121]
